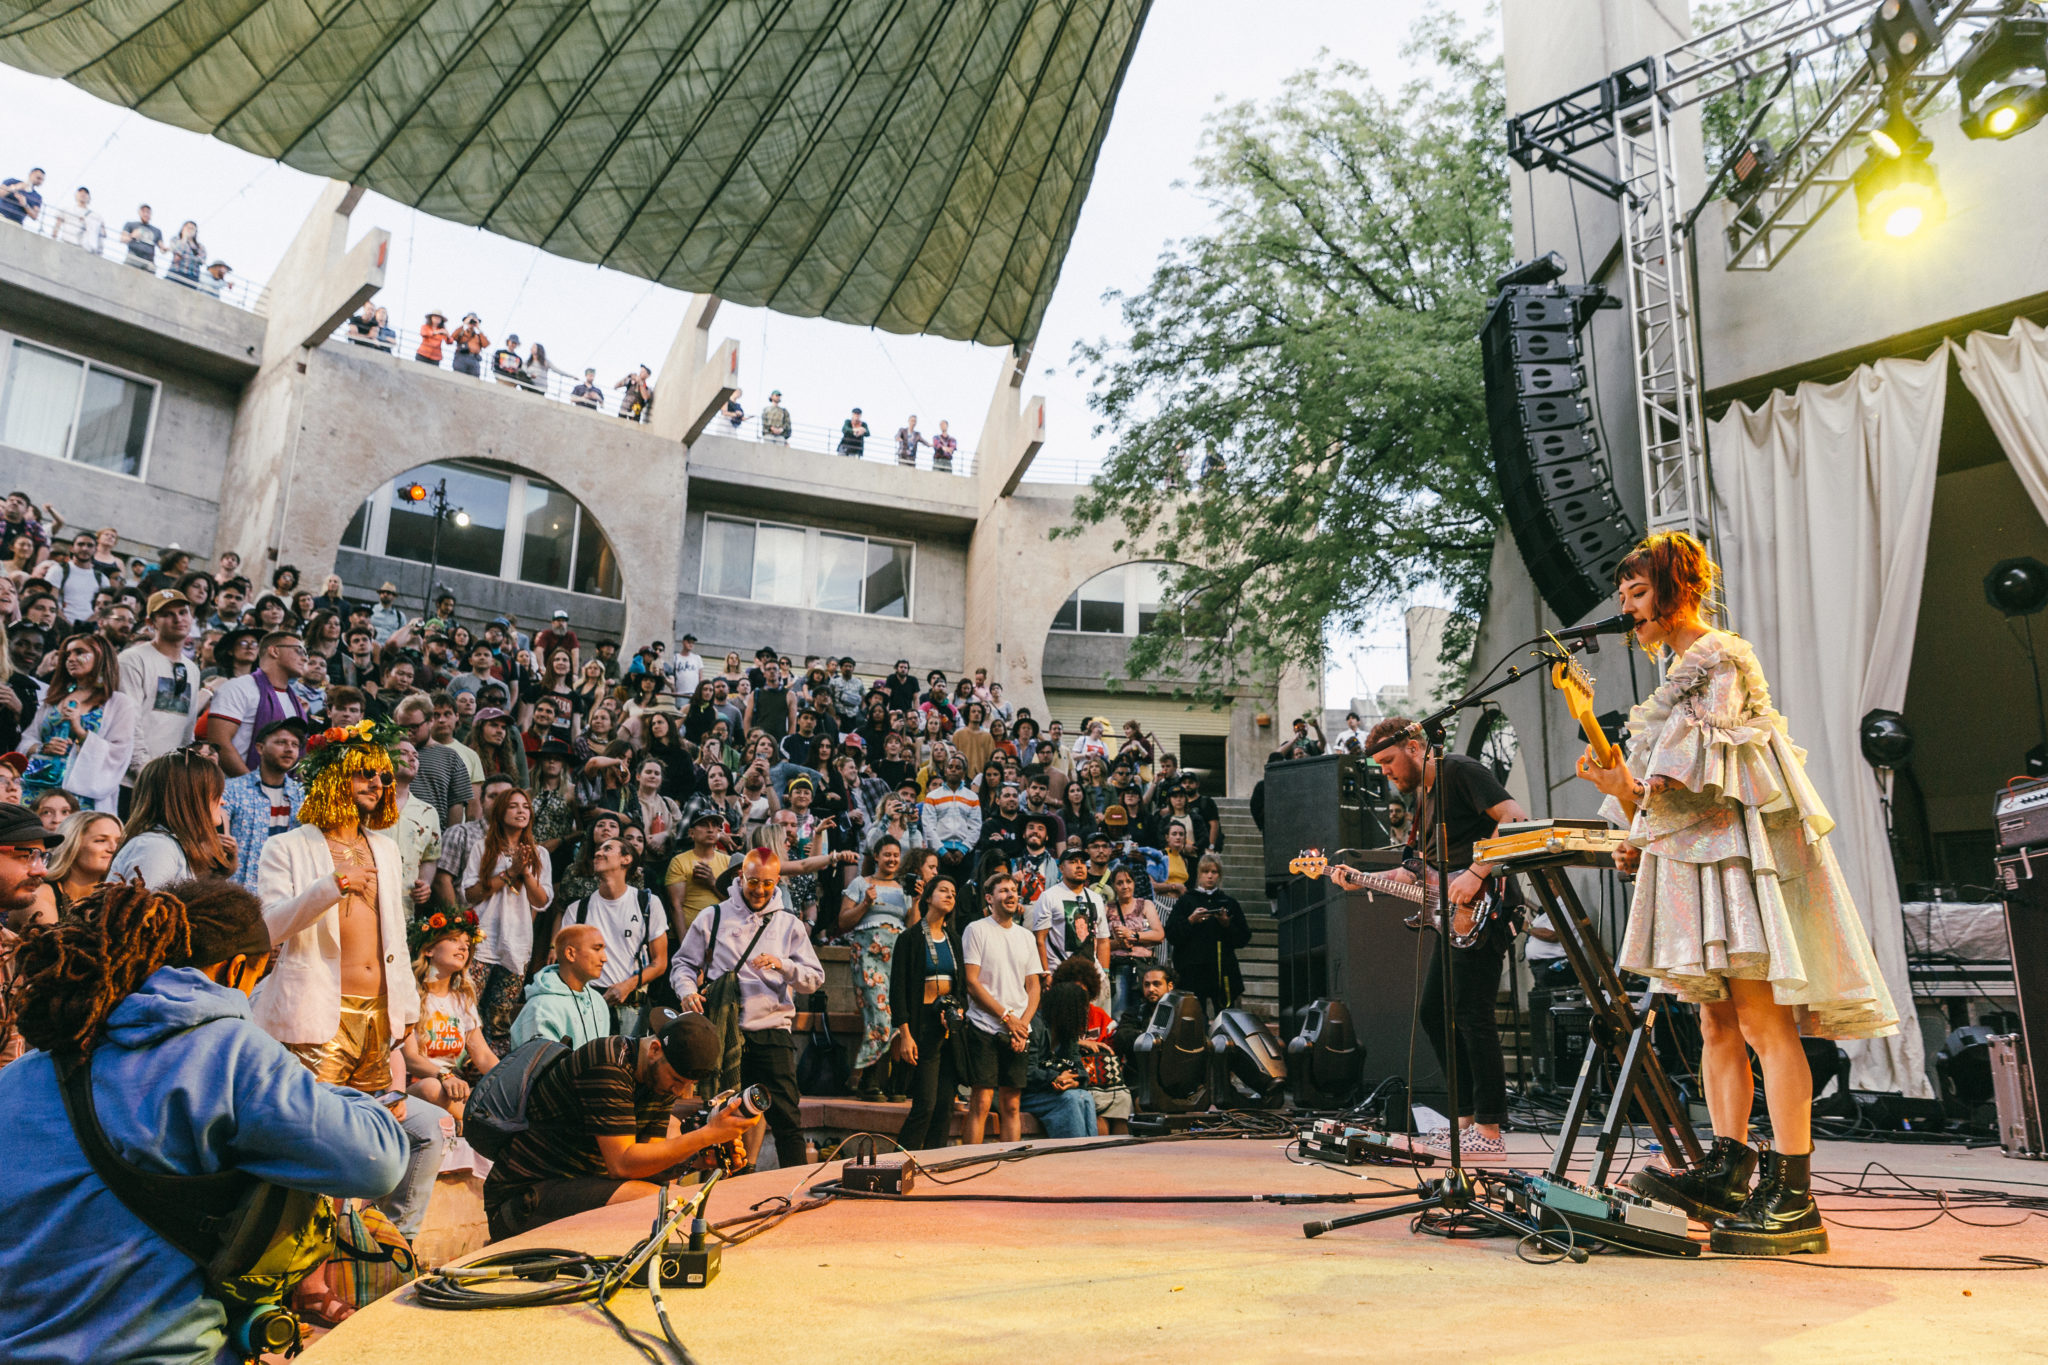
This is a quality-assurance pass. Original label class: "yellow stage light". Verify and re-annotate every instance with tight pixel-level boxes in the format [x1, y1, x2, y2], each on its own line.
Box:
[1853, 148, 1946, 242]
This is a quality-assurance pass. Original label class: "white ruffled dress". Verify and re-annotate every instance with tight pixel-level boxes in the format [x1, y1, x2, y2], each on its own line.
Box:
[1598, 631, 1899, 1041]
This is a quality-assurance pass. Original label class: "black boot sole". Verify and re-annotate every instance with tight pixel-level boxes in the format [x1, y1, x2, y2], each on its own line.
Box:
[1708, 1224, 1829, 1256]
[1627, 1168, 1745, 1224]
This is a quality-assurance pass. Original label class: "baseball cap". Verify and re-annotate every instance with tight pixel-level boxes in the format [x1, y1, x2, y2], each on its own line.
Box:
[682, 633, 698, 642]
[687, 807, 725, 829]
[472, 707, 510, 725]
[146, 589, 191, 617]
[552, 609, 568, 620]
[658, 1013, 723, 1082]
[1059, 845, 1089, 864]
[0, 802, 61, 847]
[254, 716, 309, 742]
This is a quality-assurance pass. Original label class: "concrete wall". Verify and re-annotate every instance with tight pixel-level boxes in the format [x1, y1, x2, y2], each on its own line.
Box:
[267, 339, 684, 644]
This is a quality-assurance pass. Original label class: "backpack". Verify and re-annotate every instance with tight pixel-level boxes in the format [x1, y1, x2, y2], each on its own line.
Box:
[55, 1049, 335, 1314]
[464, 1036, 567, 1162]
[695, 901, 776, 1095]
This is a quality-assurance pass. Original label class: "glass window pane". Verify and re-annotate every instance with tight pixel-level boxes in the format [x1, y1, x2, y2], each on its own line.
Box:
[702, 518, 756, 599]
[340, 496, 371, 550]
[752, 525, 806, 606]
[1079, 598, 1125, 633]
[1051, 594, 1078, 632]
[518, 480, 578, 589]
[573, 509, 620, 598]
[384, 462, 508, 579]
[1078, 567, 1124, 604]
[864, 540, 910, 618]
[0, 341, 83, 460]
[1133, 563, 1167, 636]
[72, 367, 152, 474]
[815, 533, 866, 614]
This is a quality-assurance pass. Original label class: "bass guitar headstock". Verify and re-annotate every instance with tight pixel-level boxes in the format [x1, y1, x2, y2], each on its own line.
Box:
[1289, 849, 1329, 880]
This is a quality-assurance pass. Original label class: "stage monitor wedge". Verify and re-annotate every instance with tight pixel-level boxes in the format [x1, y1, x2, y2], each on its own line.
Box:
[1480, 274, 1640, 624]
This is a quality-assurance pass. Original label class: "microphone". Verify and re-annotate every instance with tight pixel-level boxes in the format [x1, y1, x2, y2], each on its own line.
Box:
[1553, 613, 1635, 640]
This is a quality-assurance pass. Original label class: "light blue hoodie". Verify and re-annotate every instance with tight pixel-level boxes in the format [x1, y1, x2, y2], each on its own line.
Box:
[0, 966, 407, 1365]
[509, 964, 613, 1050]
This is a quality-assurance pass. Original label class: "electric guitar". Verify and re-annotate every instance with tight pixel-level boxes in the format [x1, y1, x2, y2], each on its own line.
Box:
[1288, 849, 1503, 950]
[1551, 642, 1619, 770]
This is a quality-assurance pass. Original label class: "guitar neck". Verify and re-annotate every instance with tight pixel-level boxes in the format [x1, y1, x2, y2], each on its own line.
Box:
[1349, 870, 1424, 905]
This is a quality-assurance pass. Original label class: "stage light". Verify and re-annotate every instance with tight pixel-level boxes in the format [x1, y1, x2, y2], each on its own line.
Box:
[1210, 1007, 1289, 1108]
[1853, 146, 1945, 240]
[1985, 556, 2048, 616]
[1860, 708, 1914, 769]
[1131, 991, 1211, 1114]
[1866, 104, 1922, 159]
[1286, 999, 1365, 1110]
[1867, 0, 1940, 84]
[1958, 15, 2048, 141]
[398, 482, 427, 503]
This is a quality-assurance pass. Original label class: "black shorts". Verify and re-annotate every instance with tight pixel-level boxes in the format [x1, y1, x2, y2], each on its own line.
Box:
[484, 1175, 629, 1243]
[962, 1023, 1028, 1092]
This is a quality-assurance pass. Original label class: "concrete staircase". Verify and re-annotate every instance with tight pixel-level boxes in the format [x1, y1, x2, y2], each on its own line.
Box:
[1213, 797, 1279, 1025]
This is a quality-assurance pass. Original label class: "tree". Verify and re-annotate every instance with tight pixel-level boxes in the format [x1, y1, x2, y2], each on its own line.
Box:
[1063, 13, 1510, 701]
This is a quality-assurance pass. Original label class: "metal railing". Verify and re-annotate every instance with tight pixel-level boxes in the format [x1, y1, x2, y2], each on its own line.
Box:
[14, 209, 270, 315]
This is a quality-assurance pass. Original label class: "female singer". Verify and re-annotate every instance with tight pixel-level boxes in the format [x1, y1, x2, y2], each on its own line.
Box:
[1575, 531, 1897, 1257]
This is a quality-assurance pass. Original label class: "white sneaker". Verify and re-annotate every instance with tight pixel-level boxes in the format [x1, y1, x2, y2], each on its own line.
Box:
[1423, 1127, 1507, 1161]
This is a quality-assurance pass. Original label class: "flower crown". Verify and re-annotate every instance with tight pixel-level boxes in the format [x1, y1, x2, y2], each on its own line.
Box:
[408, 904, 484, 958]
[294, 717, 407, 783]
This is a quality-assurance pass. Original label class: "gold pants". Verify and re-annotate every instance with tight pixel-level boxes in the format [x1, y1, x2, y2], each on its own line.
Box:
[287, 994, 393, 1090]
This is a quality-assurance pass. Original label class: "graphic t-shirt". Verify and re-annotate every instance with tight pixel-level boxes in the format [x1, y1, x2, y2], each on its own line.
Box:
[418, 987, 480, 1062]
[1027, 883, 1109, 966]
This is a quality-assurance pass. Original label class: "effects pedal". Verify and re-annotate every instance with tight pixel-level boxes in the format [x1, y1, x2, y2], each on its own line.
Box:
[1297, 1119, 1437, 1167]
[838, 1154, 918, 1195]
[1508, 1174, 1697, 1257]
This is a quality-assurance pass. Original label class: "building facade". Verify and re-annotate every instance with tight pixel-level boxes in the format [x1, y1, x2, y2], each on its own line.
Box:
[0, 183, 1316, 795]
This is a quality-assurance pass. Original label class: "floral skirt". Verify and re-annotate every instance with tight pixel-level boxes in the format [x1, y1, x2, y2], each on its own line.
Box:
[846, 921, 902, 1071]
[1620, 807, 1899, 1041]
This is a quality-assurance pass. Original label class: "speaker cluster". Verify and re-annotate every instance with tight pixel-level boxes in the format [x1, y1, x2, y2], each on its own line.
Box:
[1480, 263, 1640, 625]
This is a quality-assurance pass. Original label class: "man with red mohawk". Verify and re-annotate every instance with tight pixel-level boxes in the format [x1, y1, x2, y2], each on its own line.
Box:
[671, 846, 823, 1170]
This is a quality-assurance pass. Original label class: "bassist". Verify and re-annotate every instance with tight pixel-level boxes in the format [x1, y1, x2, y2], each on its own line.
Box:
[1341, 718, 1526, 1156]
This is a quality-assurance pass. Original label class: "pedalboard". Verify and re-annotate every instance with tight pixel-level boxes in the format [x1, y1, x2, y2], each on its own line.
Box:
[1505, 1173, 1697, 1257]
[1297, 1119, 1436, 1167]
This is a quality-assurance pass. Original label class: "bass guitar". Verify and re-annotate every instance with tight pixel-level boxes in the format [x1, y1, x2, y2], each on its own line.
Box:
[1288, 849, 1504, 950]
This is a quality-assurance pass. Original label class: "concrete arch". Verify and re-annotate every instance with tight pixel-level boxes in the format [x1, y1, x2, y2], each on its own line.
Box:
[264, 342, 687, 643]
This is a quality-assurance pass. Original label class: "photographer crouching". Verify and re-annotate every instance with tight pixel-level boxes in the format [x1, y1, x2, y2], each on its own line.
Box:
[482, 1013, 760, 1242]
[0, 822, 406, 1365]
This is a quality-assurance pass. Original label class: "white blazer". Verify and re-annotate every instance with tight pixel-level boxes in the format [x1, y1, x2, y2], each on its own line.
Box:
[250, 821, 421, 1046]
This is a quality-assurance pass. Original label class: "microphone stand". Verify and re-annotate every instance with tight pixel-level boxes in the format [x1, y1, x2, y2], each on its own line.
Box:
[1304, 637, 1593, 1258]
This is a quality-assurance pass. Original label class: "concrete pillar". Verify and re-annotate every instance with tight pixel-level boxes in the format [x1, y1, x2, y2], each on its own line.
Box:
[212, 180, 388, 571]
[964, 345, 1050, 715]
[649, 293, 740, 446]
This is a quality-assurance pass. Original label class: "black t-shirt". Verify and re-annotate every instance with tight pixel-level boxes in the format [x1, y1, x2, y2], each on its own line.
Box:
[883, 674, 919, 714]
[484, 1037, 672, 1205]
[752, 686, 790, 739]
[1409, 754, 1513, 872]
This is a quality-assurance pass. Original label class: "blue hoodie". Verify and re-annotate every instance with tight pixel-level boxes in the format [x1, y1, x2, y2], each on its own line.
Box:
[0, 967, 408, 1365]
[509, 964, 613, 1050]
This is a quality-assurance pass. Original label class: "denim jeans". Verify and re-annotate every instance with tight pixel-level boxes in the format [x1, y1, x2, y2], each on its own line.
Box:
[1020, 1086, 1098, 1139]
[380, 1096, 450, 1238]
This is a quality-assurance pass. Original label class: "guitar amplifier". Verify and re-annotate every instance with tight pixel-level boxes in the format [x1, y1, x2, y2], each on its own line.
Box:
[1996, 778, 2048, 852]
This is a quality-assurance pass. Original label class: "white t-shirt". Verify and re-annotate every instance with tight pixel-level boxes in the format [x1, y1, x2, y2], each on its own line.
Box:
[417, 987, 480, 1063]
[461, 841, 555, 971]
[567, 884, 671, 991]
[962, 916, 1041, 1034]
[205, 672, 268, 727]
[35, 558, 103, 622]
[117, 642, 200, 782]
[1526, 909, 1566, 963]
[1028, 882, 1109, 970]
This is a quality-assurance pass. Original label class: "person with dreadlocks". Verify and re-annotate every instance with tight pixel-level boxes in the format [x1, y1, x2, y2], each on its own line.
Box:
[0, 870, 405, 1365]
[248, 717, 449, 1260]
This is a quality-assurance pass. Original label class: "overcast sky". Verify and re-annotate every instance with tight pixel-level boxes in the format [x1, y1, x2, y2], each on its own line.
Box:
[3, 0, 1493, 701]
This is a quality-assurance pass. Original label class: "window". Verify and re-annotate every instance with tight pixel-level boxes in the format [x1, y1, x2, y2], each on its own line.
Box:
[701, 515, 914, 618]
[1053, 562, 1176, 636]
[344, 460, 621, 598]
[0, 339, 156, 477]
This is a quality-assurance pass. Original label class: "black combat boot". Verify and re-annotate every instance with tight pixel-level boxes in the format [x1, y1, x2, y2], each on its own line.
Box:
[1627, 1135, 1757, 1222]
[1709, 1148, 1828, 1256]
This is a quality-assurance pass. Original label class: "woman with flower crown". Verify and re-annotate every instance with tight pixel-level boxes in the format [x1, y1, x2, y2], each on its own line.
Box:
[1575, 532, 1898, 1258]
[401, 903, 497, 1123]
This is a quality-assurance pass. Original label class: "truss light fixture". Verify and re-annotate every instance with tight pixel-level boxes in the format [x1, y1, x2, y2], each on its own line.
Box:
[1866, 100, 1923, 158]
[1853, 143, 1946, 240]
[1867, 0, 1942, 85]
[1958, 14, 2048, 140]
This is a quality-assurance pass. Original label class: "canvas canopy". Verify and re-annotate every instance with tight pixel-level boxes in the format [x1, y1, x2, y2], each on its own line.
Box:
[0, 0, 1151, 346]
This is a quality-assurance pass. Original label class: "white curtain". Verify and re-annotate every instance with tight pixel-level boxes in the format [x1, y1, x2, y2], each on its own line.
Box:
[1711, 352, 1946, 1096]
[1954, 317, 2048, 527]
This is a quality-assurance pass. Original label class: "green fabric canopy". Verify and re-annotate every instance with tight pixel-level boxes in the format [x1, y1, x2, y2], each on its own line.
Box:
[0, 0, 1150, 346]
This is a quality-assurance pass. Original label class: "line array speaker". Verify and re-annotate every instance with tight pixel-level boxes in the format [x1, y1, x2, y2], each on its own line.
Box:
[1480, 263, 1640, 624]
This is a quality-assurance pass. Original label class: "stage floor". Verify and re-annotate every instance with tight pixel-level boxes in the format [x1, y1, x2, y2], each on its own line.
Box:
[307, 1131, 2048, 1365]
